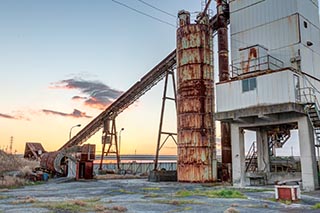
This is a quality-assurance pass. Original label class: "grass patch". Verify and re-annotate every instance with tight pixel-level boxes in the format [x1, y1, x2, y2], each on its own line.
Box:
[267, 198, 294, 205]
[176, 190, 194, 197]
[154, 199, 201, 206]
[175, 189, 246, 199]
[242, 188, 273, 193]
[0, 195, 10, 199]
[36, 200, 89, 212]
[35, 198, 127, 212]
[312, 203, 320, 209]
[143, 193, 161, 198]
[118, 189, 134, 194]
[11, 196, 37, 205]
[141, 187, 160, 191]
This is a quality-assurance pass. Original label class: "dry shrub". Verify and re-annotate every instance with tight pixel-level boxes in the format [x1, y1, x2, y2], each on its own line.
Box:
[1, 176, 26, 188]
[224, 207, 239, 213]
[94, 205, 107, 211]
[11, 196, 37, 204]
[20, 166, 33, 176]
[111, 206, 128, 212]
[0, 151, 39, 174]
[73, 200, 86, 206]
[0, 150, 40, 188]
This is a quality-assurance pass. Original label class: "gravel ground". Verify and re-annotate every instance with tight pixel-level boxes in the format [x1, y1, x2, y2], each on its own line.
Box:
[0, 178, 319, 213]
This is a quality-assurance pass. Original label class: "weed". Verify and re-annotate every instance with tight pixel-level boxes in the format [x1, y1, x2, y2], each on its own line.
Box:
[83, 197, 101, 202]
[11, 196, 37, 204]
[183, 206, 193, 211]
[141, 187, 160, 191]
[37, 201, 88, 212]
[312, 203, 320, 209]
[0, 195, 10, 199]
[242, 188, 273, 193]
[143, 193, 161, 198]
[224, 207, 239, 213]
[266, 198, 294, 205]
[118, 189, 134, 194]
[175, 189, 246, 199]
[154, 199, 201, 206]
[175, 190, 194, 197]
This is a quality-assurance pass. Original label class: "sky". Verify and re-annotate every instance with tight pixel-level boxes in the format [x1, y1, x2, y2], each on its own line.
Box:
[0, 0, 304, 157]
[0, 0, 206, 155]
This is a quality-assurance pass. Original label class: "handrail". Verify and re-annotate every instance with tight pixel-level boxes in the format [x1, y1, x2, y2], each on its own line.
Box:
[231, 55, 284, 77]
[245, 141, 257, 172]
[298, 87, 320, 108]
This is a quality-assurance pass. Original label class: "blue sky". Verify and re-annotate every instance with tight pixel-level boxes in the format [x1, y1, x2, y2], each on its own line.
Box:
[0, 0, 204, 154]
[0, 0, 303, 156]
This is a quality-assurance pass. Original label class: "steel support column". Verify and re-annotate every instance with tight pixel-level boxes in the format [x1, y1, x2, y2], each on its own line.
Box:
[154, 69, 177, 170]
[217, 0, 232, 182]
[99, 119, 120, 171]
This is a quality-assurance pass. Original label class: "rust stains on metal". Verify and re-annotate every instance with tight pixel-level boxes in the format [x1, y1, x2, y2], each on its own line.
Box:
[24, 142, 46, 160]
[217, 0, 232, 182]
[176, 11, 216, 182]
[241, 47, 258, 73]
[40, 151, 68, 175]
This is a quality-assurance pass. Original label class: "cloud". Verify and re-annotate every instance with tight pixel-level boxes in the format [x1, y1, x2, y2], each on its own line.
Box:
[42, 109, 92, 118]
[51, 78, 123, 110]
[0, 112, 29, 120]
[0, 113, 16, 119]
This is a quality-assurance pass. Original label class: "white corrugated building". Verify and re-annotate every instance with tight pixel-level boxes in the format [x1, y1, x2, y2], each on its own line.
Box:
[216, 0, 320, 191]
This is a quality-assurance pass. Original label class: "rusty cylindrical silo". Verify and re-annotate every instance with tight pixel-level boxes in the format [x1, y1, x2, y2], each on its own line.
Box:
[176, 11, 216, 182]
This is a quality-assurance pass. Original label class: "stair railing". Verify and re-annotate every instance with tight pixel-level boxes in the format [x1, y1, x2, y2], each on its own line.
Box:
[245, 141, 257, 172]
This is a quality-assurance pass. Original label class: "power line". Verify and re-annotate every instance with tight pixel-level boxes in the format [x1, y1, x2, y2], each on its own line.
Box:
[111, 0, 176, 28]
[136, 0, 176, 18]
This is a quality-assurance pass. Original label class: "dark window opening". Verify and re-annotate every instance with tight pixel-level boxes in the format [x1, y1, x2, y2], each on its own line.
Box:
[242, 78, 257, 92]
[304, 21, 308, 28]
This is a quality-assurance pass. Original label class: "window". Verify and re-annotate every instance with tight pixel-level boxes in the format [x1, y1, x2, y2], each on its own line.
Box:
[242, 78, 257, 92]
[304, 21, 308, 28]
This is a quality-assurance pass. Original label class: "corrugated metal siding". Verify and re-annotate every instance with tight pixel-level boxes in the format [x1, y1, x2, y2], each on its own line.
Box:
[297, 0, 320, 27]
[230, 0, 298, 35]
[216, 70, 296, 112]
[231, 14, 300, 62]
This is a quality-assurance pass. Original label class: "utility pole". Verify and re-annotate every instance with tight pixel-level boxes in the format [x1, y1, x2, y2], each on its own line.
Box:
[10, 136, 13, 154]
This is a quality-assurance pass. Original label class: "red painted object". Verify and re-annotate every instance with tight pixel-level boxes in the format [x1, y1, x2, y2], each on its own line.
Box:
[275, 185, 300, 201]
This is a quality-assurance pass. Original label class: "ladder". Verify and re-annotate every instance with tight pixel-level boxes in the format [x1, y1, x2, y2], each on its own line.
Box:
[300, 87, 320, 163]
[245, 141, 257, 172]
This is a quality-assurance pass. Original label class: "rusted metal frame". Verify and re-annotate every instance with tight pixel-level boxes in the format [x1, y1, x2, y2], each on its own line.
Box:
[154, 69, 177, 170]
[159, 134, 177, 151]
[217, 0, 232, 182]
[99, 119, 120, 171]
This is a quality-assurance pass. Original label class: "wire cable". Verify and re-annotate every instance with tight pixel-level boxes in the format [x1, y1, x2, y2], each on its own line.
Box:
[111, 0, 176, 28]
[136, 0, 176, 18]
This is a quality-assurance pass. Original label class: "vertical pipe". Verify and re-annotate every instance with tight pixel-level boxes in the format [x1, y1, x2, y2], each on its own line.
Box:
[217, 0, 232, 182]
[176, 10, 216, 182]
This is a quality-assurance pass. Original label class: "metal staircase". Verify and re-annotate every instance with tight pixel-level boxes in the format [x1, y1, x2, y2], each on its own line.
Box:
[245, 141, 257, 172]
[300, 87, 320, 148]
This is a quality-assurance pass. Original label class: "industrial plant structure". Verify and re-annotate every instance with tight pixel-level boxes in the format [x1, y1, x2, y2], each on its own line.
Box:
[25, 0, 320, 191]
[216, 0, 320, 191]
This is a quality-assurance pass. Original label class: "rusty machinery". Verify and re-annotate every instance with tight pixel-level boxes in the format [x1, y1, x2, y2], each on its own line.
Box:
[36, 1, 231, 182]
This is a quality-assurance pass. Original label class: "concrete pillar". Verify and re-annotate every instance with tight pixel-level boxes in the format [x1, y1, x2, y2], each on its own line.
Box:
[256, 129, 270, 172]
[298, 116, 319, 191]
[231, 123, 246, 187]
